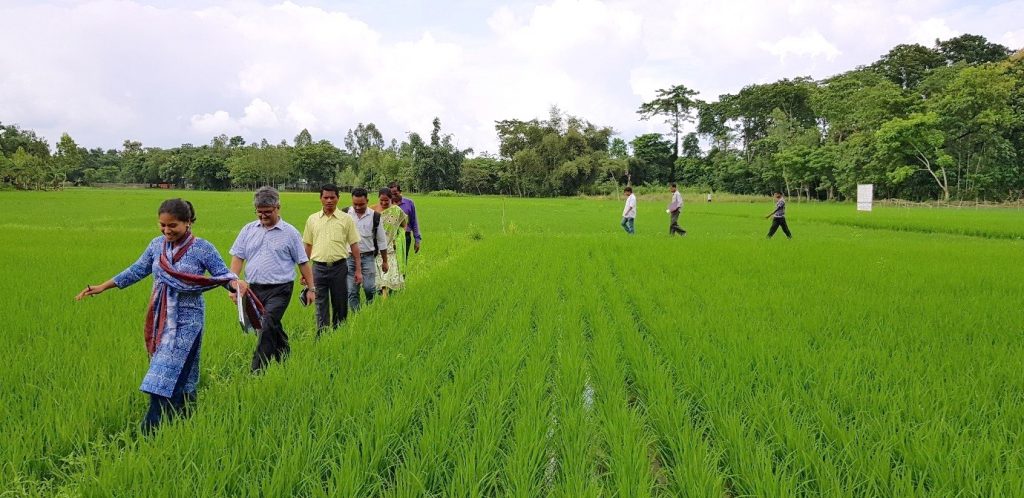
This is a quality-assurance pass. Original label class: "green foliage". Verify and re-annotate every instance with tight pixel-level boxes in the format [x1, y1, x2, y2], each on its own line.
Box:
[871, 43, 946, 90]
[292, 139, 345, 188]
[459, 156, 502, 195]
[226, 144, 293, 188]
[293, 128, 312, 148]
[936, 34, 1013, 65]
[411, 118, 468, 192]
[495, 106, 613, 196]
[679, 34, 1024, 202]
[629, 133, 675, 184]
[0, 122, 50, 158]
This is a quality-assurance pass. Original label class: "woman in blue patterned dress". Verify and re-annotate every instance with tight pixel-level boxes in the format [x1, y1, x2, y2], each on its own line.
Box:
[76, 199, 250, 433]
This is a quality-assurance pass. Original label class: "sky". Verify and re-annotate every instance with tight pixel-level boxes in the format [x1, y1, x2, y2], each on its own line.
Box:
[1, 0, 1021, 155]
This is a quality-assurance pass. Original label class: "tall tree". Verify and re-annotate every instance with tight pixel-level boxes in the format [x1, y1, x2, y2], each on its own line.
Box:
[53, 133, 83, 187]
[637, 84, 699, 178]
[930, 64, 1016, 199]
[495, 108, 613, 196]
[630, 133, 674, 184]
[344, 123, 385, 157]
[813, 69, 909, 142]
[875, 112, 953, 201]
[227, 146, 293, 188]
[0, 122, 50, 158]
[936, 34, 1013, 65]
[411, 117, 469, 192]
[294, 128, 313, 148]
[293, 140, 345, 187]
[118, 139, 149, 183]
[871, 43, 945, 90]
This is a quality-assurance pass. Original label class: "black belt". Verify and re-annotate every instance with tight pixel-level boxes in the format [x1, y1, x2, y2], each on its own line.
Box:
[312, 260, 344, 267]
[250, 281, 293, 289]
[359, 251, 375, 257]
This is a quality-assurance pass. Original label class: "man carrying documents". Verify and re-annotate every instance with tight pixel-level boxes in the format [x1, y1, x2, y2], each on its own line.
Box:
[230, 187, 315, 373]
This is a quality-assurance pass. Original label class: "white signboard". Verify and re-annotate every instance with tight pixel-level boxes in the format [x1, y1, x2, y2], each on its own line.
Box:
[857, 184, 874, 212]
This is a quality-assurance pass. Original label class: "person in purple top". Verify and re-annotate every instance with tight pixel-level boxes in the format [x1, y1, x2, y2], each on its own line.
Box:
[765, 192, 792, 239]
[388, 182, 421, 272]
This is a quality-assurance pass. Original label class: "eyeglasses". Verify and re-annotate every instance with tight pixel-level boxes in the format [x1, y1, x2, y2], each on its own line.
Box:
[255, 209, 277, 217]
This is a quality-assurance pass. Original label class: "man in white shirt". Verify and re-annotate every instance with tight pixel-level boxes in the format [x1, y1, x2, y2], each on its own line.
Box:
[621, 186, 637, 235]
[345, 187, 389, 312]
[667, 182, 686, 236]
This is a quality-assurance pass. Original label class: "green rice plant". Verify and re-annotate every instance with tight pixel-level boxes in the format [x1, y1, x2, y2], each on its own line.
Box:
[2, 189, 1023, 497]
[501, 278, 559, 497]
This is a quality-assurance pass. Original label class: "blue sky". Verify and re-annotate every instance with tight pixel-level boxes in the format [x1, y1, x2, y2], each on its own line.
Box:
[1, 0, 1021, 154]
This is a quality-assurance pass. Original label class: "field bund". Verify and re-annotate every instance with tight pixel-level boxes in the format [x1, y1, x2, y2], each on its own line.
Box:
[1, 190, 1022, 496]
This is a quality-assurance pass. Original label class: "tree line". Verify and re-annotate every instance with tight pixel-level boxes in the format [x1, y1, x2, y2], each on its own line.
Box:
[2, 34, 1021, 201]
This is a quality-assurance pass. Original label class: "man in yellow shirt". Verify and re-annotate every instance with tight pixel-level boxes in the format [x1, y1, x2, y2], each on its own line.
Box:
[303, 184, 361, 334]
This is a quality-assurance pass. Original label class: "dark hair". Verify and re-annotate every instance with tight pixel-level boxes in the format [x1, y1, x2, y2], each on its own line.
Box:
[670, 182, 677, 188]
[351, 187, 368, 199]
[378, 187, 394, 198]
[158, 198, 196, 223]
[624, 186, 633, 193]
[774, 191, 783, 196]
[388, 181, 401, 192]
[320, 184, 340, 197]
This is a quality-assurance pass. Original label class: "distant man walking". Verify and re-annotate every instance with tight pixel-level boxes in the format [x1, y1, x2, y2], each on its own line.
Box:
[303, 185, 362, 334]
[621, 186, 637, 235]
[667, 183, 686, 236]
[345, 188, 389, 312]
[388, 182, 421, 273]
[765, 192, 793, 239]
[230, 187, 314, 372]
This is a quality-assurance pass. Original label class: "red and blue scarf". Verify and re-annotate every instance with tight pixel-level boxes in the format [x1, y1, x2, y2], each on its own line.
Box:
[143, 233, 265, 355]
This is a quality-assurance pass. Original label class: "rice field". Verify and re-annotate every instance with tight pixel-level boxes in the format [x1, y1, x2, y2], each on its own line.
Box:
[1, 189, 1022, 497]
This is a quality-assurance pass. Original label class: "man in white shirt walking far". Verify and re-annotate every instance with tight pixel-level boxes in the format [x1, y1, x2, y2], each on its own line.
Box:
[667, 183, 686, 236]
[621, 186, 637, 235]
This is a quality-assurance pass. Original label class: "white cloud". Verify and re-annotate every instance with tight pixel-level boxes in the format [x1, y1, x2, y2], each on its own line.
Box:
[190, 110, 238, 136]
[239, 99, 280, 129]
[1003, 29, 1024, 50]
[0, 0, 1021, 154]
[908, 17, 958, 45]
[760, 30, 842, 61]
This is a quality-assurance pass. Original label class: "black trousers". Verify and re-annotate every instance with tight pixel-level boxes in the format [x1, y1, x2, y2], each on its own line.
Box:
[768, 217, 792, 239]
[250, 282, 293, 372]
[669, 210, 686, 235]
[313, 260, 348, 333]
[404, 231, 413, 267]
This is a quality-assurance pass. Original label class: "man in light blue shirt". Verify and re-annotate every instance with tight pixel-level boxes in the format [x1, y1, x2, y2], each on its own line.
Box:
[230, 187, 313, 372]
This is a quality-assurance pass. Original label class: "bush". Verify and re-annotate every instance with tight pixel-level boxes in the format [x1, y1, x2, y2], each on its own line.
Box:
[427, 189, 466, 197]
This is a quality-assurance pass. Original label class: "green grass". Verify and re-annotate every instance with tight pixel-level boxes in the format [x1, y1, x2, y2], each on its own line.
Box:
[1, 190, 1022, 497]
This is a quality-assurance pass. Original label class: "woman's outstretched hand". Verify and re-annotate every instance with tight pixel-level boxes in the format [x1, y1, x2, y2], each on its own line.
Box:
[76, 281, 112, 301]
